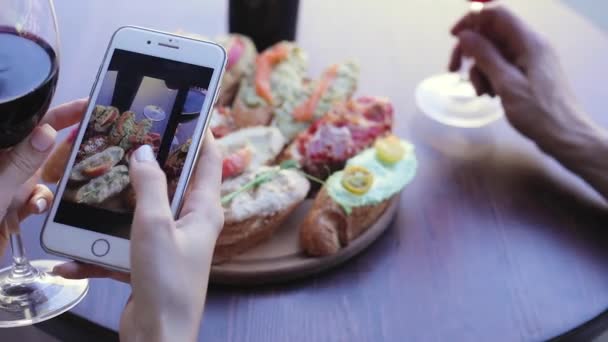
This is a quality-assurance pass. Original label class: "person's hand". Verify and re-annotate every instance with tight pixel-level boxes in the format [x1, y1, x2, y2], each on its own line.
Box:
[0, 100, 87, 256]
[449, 6, 605, 155]
[54, 134, 224, 342]
[449, 6, 608, 201]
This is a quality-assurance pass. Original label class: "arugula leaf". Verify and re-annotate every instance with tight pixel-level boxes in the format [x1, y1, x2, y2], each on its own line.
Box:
[299, 172, 325, 186]
[220, 160, 326, 205]
[280, 159, 300, 170]
[221, 168, 279, 205]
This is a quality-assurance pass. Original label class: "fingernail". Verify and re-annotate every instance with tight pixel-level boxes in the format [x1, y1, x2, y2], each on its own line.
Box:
[133, 144, 155, 162]
[67, 126, 79, 143]
[30, 124, 57, 152]
[35, 198, 48, 213]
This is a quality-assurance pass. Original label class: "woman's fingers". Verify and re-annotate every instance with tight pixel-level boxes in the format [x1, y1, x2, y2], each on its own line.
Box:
[179, 133, 223, 218]
[17, 184, 54, 221]
[40, 99, 88, 131]
[129, 145, 174, 239]
[0, 124, 57, 218]
[41, 126, 80, 183]
[52, 261, 130, 283]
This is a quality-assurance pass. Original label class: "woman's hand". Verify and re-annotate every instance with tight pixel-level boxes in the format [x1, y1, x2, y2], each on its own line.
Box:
[0, 100, 87, 256]
[54, 134, 224, 342]
[449, 6, 608, 201]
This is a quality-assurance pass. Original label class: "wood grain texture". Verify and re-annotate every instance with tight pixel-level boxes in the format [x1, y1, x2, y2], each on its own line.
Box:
[2, 0, 608, 341]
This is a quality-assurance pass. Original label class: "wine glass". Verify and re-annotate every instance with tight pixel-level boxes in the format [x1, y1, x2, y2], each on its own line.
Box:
[0, 0, 88, 327]
[415, 0, 503, 128]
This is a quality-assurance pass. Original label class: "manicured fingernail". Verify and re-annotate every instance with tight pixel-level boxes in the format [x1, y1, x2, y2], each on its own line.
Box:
[67, 126, 79, 143]
[36, 198, 48, 213]
[133, 144, 155, 162]
[30, 124, 57, 152]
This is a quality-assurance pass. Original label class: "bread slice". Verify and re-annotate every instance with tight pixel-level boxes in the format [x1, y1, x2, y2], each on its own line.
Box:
[215, 34, 257, 107]
[300, 187, 393, 257]
[213, 202, 299, 264]
[231, 88, 274, 128]
[213, 167, 310, 263]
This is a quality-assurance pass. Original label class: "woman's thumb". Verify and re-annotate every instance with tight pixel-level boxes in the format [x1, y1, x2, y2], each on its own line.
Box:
[129, 145, 172, 220]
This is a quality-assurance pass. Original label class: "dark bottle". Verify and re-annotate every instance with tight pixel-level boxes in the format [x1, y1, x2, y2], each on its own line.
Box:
[0, 26, 58, 148]
[229, 0, 300, 51]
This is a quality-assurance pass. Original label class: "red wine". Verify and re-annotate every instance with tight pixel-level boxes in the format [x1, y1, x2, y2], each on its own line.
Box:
[0, 26, 58, 148]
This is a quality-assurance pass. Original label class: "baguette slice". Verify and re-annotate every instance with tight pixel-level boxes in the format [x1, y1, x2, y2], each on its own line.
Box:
[300, 137, 417, 256]
[214, 34, 257, 107]
[279, 96, 394, 181]
[299, 187, 393, 257]
[214, 202, 300, 264]
[231, 42, 307, 129]
[231, 87, 275, 128]
[214, 167, 310, 264]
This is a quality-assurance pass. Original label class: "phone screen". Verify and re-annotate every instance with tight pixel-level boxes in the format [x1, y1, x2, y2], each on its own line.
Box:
[53, 49, 214, 239]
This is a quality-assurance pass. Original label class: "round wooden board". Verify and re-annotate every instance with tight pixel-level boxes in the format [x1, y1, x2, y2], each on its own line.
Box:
[210, 196, 400, 285]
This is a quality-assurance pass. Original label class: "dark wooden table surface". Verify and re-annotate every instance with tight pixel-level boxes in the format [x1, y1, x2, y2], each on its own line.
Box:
[3, 0, 608, 341]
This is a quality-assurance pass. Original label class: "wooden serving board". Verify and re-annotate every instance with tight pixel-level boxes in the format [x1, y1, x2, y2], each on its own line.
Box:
[210, 197, 400, 285]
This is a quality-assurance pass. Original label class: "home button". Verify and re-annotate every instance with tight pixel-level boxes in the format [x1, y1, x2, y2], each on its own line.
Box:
[91, 239, 110, 257]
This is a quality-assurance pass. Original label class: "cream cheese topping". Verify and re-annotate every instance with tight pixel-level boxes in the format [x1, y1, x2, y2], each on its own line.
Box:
[222, 167, 310, 223]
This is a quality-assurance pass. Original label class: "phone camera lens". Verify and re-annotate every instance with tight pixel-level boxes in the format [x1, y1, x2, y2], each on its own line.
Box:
[147, 40, 151, 44]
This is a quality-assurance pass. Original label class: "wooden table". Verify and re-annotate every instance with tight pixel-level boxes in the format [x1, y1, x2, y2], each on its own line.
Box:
[4, 0, 608, 340]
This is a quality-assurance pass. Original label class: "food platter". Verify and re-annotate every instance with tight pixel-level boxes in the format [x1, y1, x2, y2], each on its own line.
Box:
[41, 32, 416, 282]
[210, 196, 399, 285]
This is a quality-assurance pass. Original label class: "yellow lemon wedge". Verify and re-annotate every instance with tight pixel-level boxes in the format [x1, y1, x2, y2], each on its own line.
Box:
[341, 165, 374, 195]
[375, 135, 406, 164]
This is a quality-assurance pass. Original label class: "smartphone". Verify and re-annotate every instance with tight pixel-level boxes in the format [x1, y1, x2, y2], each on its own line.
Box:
[41, 27, 226, 271]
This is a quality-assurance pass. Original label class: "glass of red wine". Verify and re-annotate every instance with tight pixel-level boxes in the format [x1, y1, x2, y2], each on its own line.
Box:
[415, 0, 503, 128]
[0, 0, 88, 327]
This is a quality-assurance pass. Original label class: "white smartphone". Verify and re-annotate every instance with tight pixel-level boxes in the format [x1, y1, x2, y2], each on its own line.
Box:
[41, 27, 226, 272]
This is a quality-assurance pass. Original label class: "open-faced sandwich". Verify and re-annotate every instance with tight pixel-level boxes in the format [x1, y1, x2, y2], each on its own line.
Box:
[273, 61, 359, 140]
[87, 105, 120, 136]
[300, 135, 417, 256]
[75, 165, 130, 205]
[70, 146, 125, 182]
[232, 41, 307, 128]
[215, 165, 310, 263]
[217, 126, 287, 180]
[162, 138, 192, 201]
[214, 34, 257, 107]
[209, 106, 238, 139]
[281, 96, 394, 181]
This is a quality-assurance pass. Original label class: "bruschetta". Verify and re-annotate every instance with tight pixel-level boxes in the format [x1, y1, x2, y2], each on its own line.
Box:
[209, 106, 238, 138]
[217, 126, 287, 180]
[281, 96, 394, 181]
[273, 61, 359, 140]
[300, 136, 417, 256]
[214, 166, 310, 263]
[75, 165, 130, 205]
[231, 41, 307, 128]
[70, 146, 125, 182]
[214, 34, 257, 107]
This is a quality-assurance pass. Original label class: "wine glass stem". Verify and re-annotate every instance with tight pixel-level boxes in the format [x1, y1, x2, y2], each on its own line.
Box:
[8, 232, 38, 282]
[459, 1, 484, 82]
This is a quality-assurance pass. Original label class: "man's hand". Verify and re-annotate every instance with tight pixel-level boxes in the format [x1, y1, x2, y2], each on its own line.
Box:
[450, 6, 608, 200]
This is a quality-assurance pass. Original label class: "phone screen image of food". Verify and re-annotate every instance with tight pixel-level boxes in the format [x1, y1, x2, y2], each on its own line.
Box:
[53, 49, 213, 239]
